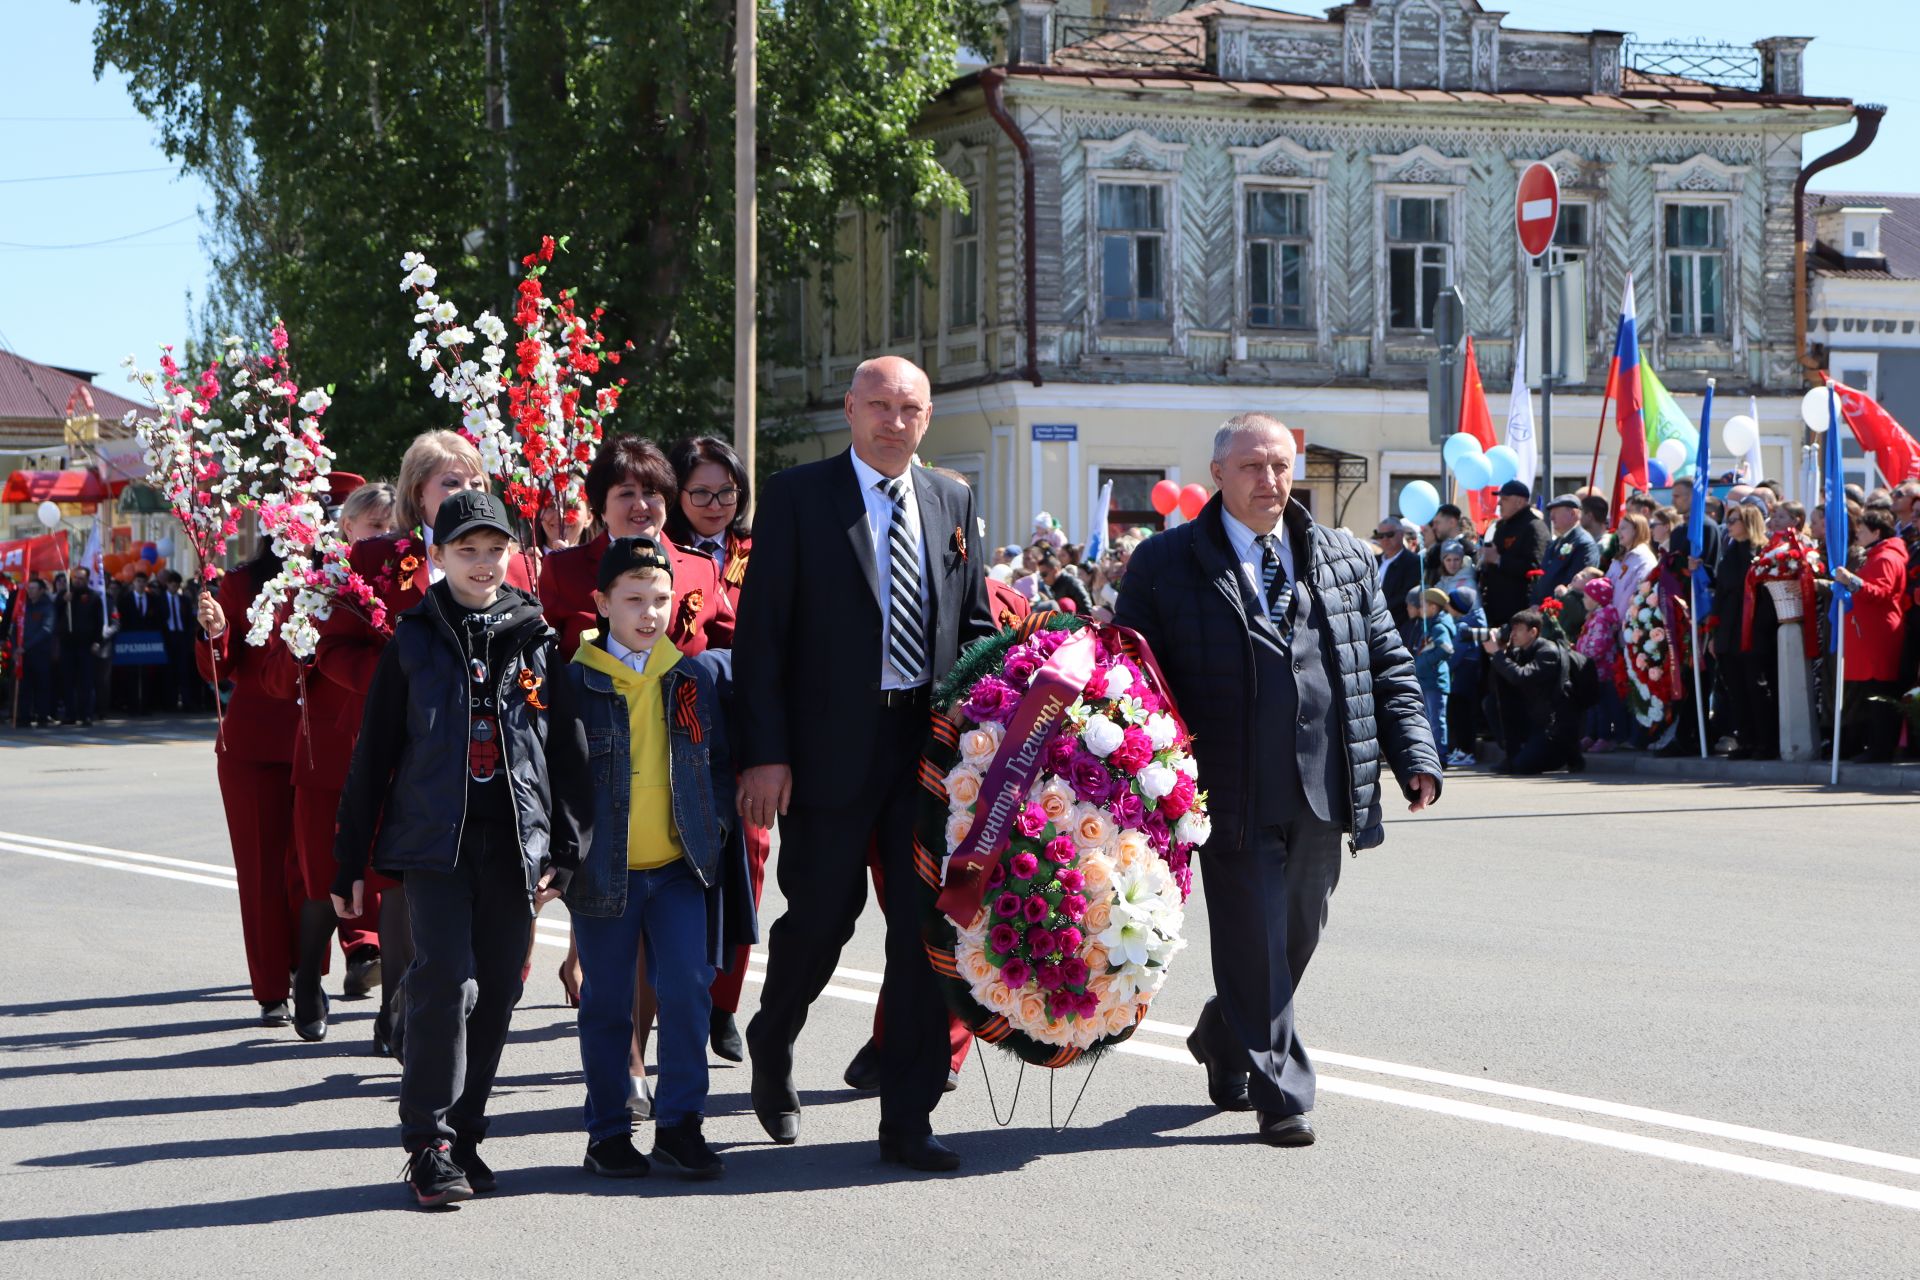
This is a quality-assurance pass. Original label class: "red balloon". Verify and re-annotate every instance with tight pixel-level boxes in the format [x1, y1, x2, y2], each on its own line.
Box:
[1150, 479, 1181, 517]
[1178, 483, 1209, 520]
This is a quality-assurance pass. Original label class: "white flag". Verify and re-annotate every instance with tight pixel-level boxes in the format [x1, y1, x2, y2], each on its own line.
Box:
[1745, 395, 1767, 486]
[1085, 479, 1113, 562]
[1505, 326, 1539, 494]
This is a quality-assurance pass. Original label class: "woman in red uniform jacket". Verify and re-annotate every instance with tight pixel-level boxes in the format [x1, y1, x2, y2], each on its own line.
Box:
[1834, 506, 1911, 761]
[195, 551, 303, 1029]
[666, 435, 755, 1059]
[541, 435, 720, 1116]
[313, 431, 529, 1056]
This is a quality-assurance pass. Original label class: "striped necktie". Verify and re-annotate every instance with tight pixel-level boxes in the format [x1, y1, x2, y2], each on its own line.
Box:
[880, 475, 927, 682]
[1257, 533, 1293, 643]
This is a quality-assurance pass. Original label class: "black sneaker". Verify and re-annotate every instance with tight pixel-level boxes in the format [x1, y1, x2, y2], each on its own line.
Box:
[450, 1136, 496, 1193]
[402, 1141, 474, 1208]
[651, 1118, 724, 1180]
[583, 1133, 650, 1179]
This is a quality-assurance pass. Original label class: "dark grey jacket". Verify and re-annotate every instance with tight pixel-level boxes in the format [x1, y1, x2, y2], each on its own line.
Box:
[1115, 495, 1441, 854]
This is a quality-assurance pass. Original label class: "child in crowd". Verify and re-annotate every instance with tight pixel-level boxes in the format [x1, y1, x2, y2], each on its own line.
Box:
[550, 536, 748, 1181]
[1444, 586, 1488, 767]
[1575, 575, 1624, 754]
[1410, 587, 1456, 761]
[332, 491, 570, 1208]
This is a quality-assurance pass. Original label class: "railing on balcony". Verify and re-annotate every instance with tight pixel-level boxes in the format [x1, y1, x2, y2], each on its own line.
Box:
[1052, 16, 1206, 71]
[1625, 39, 1763, 91]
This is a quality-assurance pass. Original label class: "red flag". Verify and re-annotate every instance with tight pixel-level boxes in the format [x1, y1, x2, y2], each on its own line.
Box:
[1825, 376, 1920, 484]
[1459, 337, 1498, 527]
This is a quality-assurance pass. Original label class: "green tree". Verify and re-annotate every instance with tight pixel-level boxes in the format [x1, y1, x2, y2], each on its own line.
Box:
[88, 0, 990, 476]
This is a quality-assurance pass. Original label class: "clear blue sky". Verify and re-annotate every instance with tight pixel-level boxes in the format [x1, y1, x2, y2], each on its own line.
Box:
[2, 1, 1913, 385]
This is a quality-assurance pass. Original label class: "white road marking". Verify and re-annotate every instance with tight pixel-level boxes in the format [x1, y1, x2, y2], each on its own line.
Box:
[9, 829, 1919, 1210]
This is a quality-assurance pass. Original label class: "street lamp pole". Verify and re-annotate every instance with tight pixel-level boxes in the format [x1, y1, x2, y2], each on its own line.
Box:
[733, 0, 758, 492]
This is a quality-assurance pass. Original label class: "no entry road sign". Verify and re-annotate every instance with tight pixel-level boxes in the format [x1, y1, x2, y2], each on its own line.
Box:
[1516, 162, 1561, 259]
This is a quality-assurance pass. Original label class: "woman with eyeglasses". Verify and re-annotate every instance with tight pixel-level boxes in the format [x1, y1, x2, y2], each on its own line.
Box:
[664, 436, 758, 1063]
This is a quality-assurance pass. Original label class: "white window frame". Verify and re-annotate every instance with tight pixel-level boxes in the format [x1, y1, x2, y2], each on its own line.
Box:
[1649, 155, 1748, 357]
[1092, 179, 1174, 329]
[1661, 199, 1732, 340]
[1382, 190, 1459, 334]
[1829, 350, 1879, 400]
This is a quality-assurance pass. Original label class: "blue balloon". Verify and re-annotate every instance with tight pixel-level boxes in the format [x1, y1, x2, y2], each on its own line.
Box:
[1443, 433, 1485, 470]
[1453, 451, 1494, 491]
[1484, 445, 1521, 488]
[1648, 459, 1672, 488]
[1398, 480, 1441, 527]
[140, 544, 159, 563]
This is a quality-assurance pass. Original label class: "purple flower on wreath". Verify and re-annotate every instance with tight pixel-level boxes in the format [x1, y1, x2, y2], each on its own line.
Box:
[1056, 867, 1085, 893]
[962, 676, 1020, 724]
[1060, 956, 1089, 987]
[1109, 726, 1153, 774]
[1008, 850, 1039, 880]
[1014, 803, 1047, 840]
[1042, 732, 1077, 775]
[1058, 892, 1088, 922]
[986, 861, 1008, 890]
[1069, 751, 1115, 806]
[1076, 990, 1100, 1018]
[1168, 849, 1193, 898]
[1022, 894, 1050, 924]
[1027, 926, 1057, 956]
[989, 923, 1019, 954]
[1144, 810, 1172, 853]
[1031, 628, 1072, 656]
[1110, 788, 1147, 831]
[1036, 961, 1066, 991]
[1000, 958, 1031, 989]
[1054, 925, 1084, 954]
[1045, 834, 1076, 865]
[994, 892, 1022, 919]
[1003, 645, 1044, 687]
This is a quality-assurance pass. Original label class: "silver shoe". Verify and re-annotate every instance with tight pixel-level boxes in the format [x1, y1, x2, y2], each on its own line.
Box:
[626, 1073, 653, 1120]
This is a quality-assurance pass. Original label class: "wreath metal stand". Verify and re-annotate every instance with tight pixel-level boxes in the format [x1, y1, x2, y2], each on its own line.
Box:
[973, 1048, 1105, 1133]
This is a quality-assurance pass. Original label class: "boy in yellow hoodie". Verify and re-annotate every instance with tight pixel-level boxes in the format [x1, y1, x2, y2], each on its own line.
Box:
[549, 537, 742, 1180]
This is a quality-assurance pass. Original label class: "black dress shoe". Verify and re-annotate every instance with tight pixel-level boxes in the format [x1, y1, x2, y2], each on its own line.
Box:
[751, 1070, 800, 1145]
[295, 989, 330, 1042]
[709, 1009, 745, 1063]
[879, 1131, 961, 1172]
[1256, 1112, 1316, 1148]
[1185, 1028, 1251, 1112]
[372, 1009, 394, 1059]
[259, 1000, 292, 1027]
[843, 1039, 883, 1092]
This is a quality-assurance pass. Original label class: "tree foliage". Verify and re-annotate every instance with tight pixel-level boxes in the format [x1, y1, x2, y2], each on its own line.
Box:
[89, 0, 992, 475]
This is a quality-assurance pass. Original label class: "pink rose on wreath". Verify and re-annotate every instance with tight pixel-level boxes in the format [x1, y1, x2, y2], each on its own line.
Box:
[1054, 925, 1084, 954]
[1135, 685, 1165, 715]
[1045, 834, 1076, 865]
[1031, 628, 1071, 655]
[989, 924, 1019, 954]
[1000, 958, 1031, 988]
[1110, 788, 1147, 830]
[994, 892, 1022, 919]
[1056, 868, 1085, 892]
[1042, 731, 1078, 775]
[1022, 895, 1050, 924]
[1109, 726, 1154, 773]
[1061, 957, 1090, 987]
[1002, 646, 1044, 686]
[962, 676, 1020, 724]
[1145, 810, 1172, 852]
[1077, 991, 1100, 1018]
[1008, 851, 1040, 879]
[1162, 771, 1198, 819]
[1027, 927, 1057, 955]
[1016, 803, 1049, 839]
[1058, 892, 1088, 921]
[1036, 962, 1066, 991]
[986, 861, 1008, 889]
[1069, 751, 1115, 806]
[1167, 849, 1192, 897]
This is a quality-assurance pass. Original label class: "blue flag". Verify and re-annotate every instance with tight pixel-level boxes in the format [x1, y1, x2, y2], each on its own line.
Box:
[1687, 381, 1716, 614]
[1825, 384, 1852, 639]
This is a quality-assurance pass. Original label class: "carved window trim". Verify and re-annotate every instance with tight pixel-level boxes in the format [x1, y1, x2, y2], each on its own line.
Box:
[1229, 136, 1332, 352]
[1658, 194, 1740, 348]
[1370, 147, 1469, 345]
[1082, 131, 1188, 343]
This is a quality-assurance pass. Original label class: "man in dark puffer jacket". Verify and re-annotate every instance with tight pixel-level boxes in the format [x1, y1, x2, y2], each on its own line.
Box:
[1116, 413, 1441, 1151]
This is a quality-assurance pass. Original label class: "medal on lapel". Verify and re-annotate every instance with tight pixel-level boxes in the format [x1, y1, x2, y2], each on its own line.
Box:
[953, 525, 967, 563]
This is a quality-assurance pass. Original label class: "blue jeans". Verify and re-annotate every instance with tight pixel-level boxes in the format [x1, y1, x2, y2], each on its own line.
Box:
[574, 861, 713, 1137]
[1421, 684, 1449, 756]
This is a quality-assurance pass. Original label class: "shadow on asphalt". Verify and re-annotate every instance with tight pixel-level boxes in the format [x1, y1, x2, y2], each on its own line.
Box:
[0, 985, 248, 1019]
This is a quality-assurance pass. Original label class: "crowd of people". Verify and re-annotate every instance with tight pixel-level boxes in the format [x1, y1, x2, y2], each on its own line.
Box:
[1367, 472, 1918, 776]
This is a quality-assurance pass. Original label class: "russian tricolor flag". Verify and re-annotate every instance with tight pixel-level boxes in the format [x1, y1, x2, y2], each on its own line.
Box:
[1608, 274, 1650, 521]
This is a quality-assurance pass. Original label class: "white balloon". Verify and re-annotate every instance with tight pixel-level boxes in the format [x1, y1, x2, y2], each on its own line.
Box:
[36, 501, 60, 529]
[1722, 414, 1759, 456]
[1655, 439, 1688, 473]
[1801, 385, 1837, 434]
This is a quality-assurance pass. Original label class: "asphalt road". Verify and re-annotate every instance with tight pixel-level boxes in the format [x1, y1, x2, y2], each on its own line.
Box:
[2, 717, 1917, 1278]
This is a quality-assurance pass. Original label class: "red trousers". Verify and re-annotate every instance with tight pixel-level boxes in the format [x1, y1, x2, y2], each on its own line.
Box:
[292, 785, 380, 954]
[216, 755, 299, 1004]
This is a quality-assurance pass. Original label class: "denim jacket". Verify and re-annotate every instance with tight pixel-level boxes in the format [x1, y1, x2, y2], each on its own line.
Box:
[553, 640, 736, 918]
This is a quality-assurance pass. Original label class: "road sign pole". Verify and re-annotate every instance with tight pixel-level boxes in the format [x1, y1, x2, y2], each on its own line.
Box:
[1541, 248, 1556, 498]
[1516, 162, 1562, 500]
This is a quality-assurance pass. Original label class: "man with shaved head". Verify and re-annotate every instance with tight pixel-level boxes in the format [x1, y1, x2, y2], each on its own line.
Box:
[1116, 412, 1441, 1148]
[732, 356, 993, 1171]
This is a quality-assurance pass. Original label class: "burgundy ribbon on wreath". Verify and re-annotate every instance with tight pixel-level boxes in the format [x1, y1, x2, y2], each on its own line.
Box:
[934, 622, 1188, 927]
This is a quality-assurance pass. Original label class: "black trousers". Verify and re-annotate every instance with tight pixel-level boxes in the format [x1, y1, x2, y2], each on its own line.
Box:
[61, 642, 95, 721]
[21, 646, 53, 722]
[1194, 816, 1343, 1116]
[396, 821, 531, 1152]
[1744, 646, 1781, 758]
[747, 701, 949, 1136]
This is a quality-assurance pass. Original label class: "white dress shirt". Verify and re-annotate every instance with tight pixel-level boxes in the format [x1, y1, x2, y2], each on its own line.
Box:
[421, 526, 445, 584]
[848, 449, 932, 690]
[1220, 506, 1293, 605]
[607, 633, 654, 674]
[1376, 546, 1406, 587]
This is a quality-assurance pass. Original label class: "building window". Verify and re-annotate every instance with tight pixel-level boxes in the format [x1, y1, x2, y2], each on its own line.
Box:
[1530, 200, 1591, 267]
[1099, 467, 1172, 534]
[1098, 182, 1167, 325]
[1246, 189, 1310, 329]
[948, 187, 980, 331]
[764, 278, 804, 365]
[889, 209, 919, 344]
[1664, 203, 1727, 338]
[1387, 196, 1452, 332]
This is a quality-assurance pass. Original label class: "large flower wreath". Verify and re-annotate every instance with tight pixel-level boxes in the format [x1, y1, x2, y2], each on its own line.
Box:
[1621, 577, 1673, 729]
[915, 612, 1209, 1067]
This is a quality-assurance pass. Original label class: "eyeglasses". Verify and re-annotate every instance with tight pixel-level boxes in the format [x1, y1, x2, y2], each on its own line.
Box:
[686, 486, 740, 508]
[1375, 529, 1401, 540]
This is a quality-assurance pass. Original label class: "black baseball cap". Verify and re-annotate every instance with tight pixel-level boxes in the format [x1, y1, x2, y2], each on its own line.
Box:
[1498, 480, 1532, 500]
[432, 490, 516, 546]
[1546, 493, 1580, 511]
[597, 536, 676, 591]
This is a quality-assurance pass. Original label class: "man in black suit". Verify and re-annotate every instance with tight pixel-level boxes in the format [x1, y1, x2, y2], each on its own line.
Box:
[1478, 480, 1549, 626]
[1374, 517, 1422, 632]
[1116, 413, 1441, 1148]
[734, 356, 993, 1172]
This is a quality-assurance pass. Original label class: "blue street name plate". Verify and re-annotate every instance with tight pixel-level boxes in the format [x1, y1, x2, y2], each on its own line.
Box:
[1031, 424, 1078, 442]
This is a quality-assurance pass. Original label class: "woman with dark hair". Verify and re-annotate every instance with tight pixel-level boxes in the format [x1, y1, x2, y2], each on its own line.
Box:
[541, 434, 725, 1117]
[194, 543, 304, 1031]
[1833, 505, 1910, 762]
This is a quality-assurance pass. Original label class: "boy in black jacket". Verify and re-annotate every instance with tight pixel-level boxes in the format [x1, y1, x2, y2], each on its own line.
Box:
[332, 491, 576, 1208]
